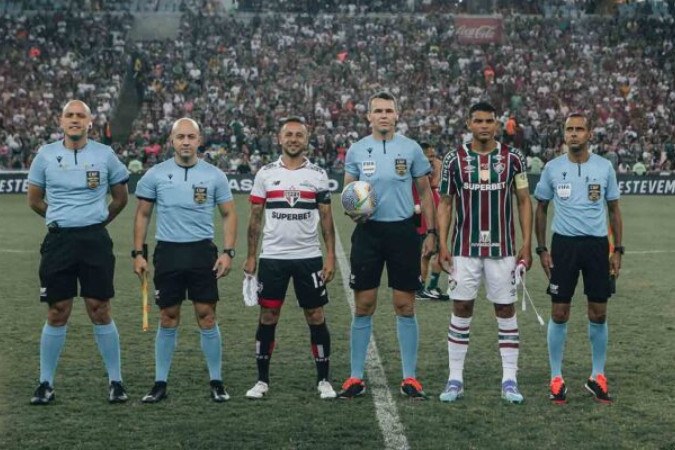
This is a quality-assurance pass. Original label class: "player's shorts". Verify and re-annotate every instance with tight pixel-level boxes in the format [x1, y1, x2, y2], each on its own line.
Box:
[38, 223, 115, 303]
[349, 217, 422, 292]
[548, 233, 611, 303]
[153, 239, 219, 308]
[257, 257, 328, 309]
[449, 256, 517, 304]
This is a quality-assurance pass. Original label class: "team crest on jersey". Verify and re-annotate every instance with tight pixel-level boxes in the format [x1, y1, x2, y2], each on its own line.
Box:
[86, 171, 100, 189]
[493, 162, 505, 174]
[588, 183, 601, 202]
[193, 186, 207, 204]
[362, 160, 376, 177]
[395, 158, 407, 176]
[284, 189, 301, 207]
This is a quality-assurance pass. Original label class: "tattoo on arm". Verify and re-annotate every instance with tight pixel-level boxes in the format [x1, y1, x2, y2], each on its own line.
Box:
[247, 205, 263, 258]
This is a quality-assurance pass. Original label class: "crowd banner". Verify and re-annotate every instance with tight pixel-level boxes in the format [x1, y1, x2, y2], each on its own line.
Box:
[455, 15, 504, 45]
[2, 172, 675, 196]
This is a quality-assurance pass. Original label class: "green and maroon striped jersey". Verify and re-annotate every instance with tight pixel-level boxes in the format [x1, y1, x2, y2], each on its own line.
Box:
[440, 142, 526, 257]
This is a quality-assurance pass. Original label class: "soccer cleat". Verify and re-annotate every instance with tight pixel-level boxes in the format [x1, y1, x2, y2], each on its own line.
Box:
[423, 288, 450, 301]
[501, 379, 524, 404]
[585, 374, 613, 404]
[439, 379, 464, 402]
[245, 381, 269, 399]
[337, 377, 366, 399]
[415, 289, 427, 300]
[209, 380, 230, 402]
[317, 380, 337, 399]
[30, 381, 55, 405]
[108, 381, 128, 404]
[549, 376, 567, 404]
[141, 381, 168, 403]
[400, 377, 428, 400]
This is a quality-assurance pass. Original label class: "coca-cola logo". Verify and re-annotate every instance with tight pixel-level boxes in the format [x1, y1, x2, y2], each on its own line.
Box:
[456, 25, 497, 39]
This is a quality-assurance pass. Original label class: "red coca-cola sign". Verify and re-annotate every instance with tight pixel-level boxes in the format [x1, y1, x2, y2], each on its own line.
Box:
[455, 15, 503, 45]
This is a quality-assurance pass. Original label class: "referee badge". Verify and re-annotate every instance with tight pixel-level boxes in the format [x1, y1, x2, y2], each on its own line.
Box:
[193, 186, 207, 204]
[556, 183, 572, 200]
[86, 171, 100, 189]
[394, 158, 407, 176]
[588, 183, 601, 202]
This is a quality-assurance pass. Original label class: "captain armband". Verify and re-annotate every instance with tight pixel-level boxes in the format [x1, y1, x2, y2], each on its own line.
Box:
[514, 173, 529, 189]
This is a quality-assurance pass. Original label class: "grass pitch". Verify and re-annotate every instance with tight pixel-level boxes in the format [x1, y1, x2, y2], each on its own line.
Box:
[0, 194, 673, 450]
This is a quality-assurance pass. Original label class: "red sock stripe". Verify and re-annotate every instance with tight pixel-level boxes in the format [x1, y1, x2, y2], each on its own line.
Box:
[448, 338, 469, 345]
[259, 298, 283, 309]
[499, 328, 519, 333]
[499, 343, 519, 349]
[451, 323, 471, 331]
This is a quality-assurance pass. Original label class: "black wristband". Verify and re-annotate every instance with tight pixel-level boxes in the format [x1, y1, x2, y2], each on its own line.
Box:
[536, 246, 548, 255]
[426, 228, 438, 237]
[613, 246, 625, 255]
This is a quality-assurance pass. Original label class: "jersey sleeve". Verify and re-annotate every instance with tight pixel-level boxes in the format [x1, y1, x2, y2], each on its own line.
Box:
[411, 142, 431, 178]
[107, 148, 130, 185]
[214, 170, 233, 204]
[316, 169, 332, 204]
[27, 148, 47, 188]
[135, 167, 157, 201]
[534, 163, 553, 201]
[510, 147, 529, 190]
[439, 150, 457, 196]
[249, 171, 266, 204]
[605, 162, 620, 201]
[344, 144, 360, 178]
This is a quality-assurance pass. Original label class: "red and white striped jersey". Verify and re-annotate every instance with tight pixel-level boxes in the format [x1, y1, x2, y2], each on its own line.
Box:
[440, 142, 526, 257]
[250, 157, 331, 259]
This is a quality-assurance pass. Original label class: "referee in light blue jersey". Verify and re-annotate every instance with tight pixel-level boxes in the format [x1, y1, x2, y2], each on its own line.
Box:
[133, 118, 237, 403]
[534, 113, 623, 405]
[337, 91, 436, 400]
[27, 100, 130, 405]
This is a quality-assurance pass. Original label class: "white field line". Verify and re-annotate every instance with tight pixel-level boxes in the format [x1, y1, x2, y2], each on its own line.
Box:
[334, 231, 410, 450]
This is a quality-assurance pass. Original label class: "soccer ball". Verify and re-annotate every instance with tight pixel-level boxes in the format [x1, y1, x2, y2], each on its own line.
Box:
[341, 180, 377, 216]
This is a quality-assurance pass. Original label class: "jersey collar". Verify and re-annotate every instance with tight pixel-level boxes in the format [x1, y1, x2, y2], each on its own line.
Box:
[278, 156, 309, 170]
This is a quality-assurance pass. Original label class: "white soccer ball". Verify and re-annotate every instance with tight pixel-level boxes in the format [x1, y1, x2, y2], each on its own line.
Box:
[341, 180, 377, 216]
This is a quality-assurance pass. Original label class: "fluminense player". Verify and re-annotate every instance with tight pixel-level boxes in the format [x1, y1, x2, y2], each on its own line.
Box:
[534, 113, 623, 404]
[437, 102, 532, 404]
[338, 91, 436, 400]
[133, 117, 237, 403]
[27, 100, 130, 404]
[243, 117, 337, 400]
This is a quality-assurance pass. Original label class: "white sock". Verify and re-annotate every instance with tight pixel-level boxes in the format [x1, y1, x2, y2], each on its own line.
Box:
[447, 314, 472, 383]
[497, 315, 519, 383]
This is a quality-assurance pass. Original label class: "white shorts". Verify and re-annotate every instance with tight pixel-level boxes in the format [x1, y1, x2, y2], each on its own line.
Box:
[448, 256, 517, 304]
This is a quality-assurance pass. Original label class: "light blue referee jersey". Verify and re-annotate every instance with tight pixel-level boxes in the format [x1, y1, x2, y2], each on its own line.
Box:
[534, 153, 619, 237]
[345, 133, 431, 221]
[28, 140, 129, 227]
[135, 158, 232, 242]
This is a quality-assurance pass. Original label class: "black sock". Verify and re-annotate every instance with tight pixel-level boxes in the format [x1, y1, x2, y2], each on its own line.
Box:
[309, 322, 331, 383]
[255, 323, 277, 384]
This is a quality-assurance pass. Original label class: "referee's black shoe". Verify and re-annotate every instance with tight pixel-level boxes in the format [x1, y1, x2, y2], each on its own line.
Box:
[30, 381, 55, 405]
[210, 380, 230, 402]
[109, 381, 129, 403]
[141, 381, 168, 403]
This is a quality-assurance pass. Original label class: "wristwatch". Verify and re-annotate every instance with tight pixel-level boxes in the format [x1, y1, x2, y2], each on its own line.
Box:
[613, 246, 625, 255]
[131, 249, 145, 258]
[426, 228, 438, 237]
[535, 246, 548, 255]
[223, 248, 236, 258]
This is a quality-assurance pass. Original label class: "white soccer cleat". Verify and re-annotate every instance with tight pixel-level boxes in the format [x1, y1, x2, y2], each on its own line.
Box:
[317, 380, 337, 399]
[245, 381, 269, 399]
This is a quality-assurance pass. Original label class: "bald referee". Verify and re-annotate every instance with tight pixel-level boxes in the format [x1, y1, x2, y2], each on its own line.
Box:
[27, 100, 130, 405]
[134, 118, 237, 403]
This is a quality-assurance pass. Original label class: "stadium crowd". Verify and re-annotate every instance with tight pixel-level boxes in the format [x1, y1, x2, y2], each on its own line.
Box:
[1, 1, 673, 175]
[0, 12, 133, 169]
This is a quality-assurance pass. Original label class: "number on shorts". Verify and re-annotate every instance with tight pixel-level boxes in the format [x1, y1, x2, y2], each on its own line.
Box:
[311, 271, 325, 288]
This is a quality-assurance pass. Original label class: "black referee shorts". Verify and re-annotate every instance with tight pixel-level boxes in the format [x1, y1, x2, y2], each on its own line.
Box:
[153, 240, 219, 308]
[548, 233, 611, 303]
[349, 217, 422, 292]
[38, 223, 115, 303]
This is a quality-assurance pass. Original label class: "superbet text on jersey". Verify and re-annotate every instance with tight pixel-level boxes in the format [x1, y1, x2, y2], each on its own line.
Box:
[440, 142, 527, 257]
